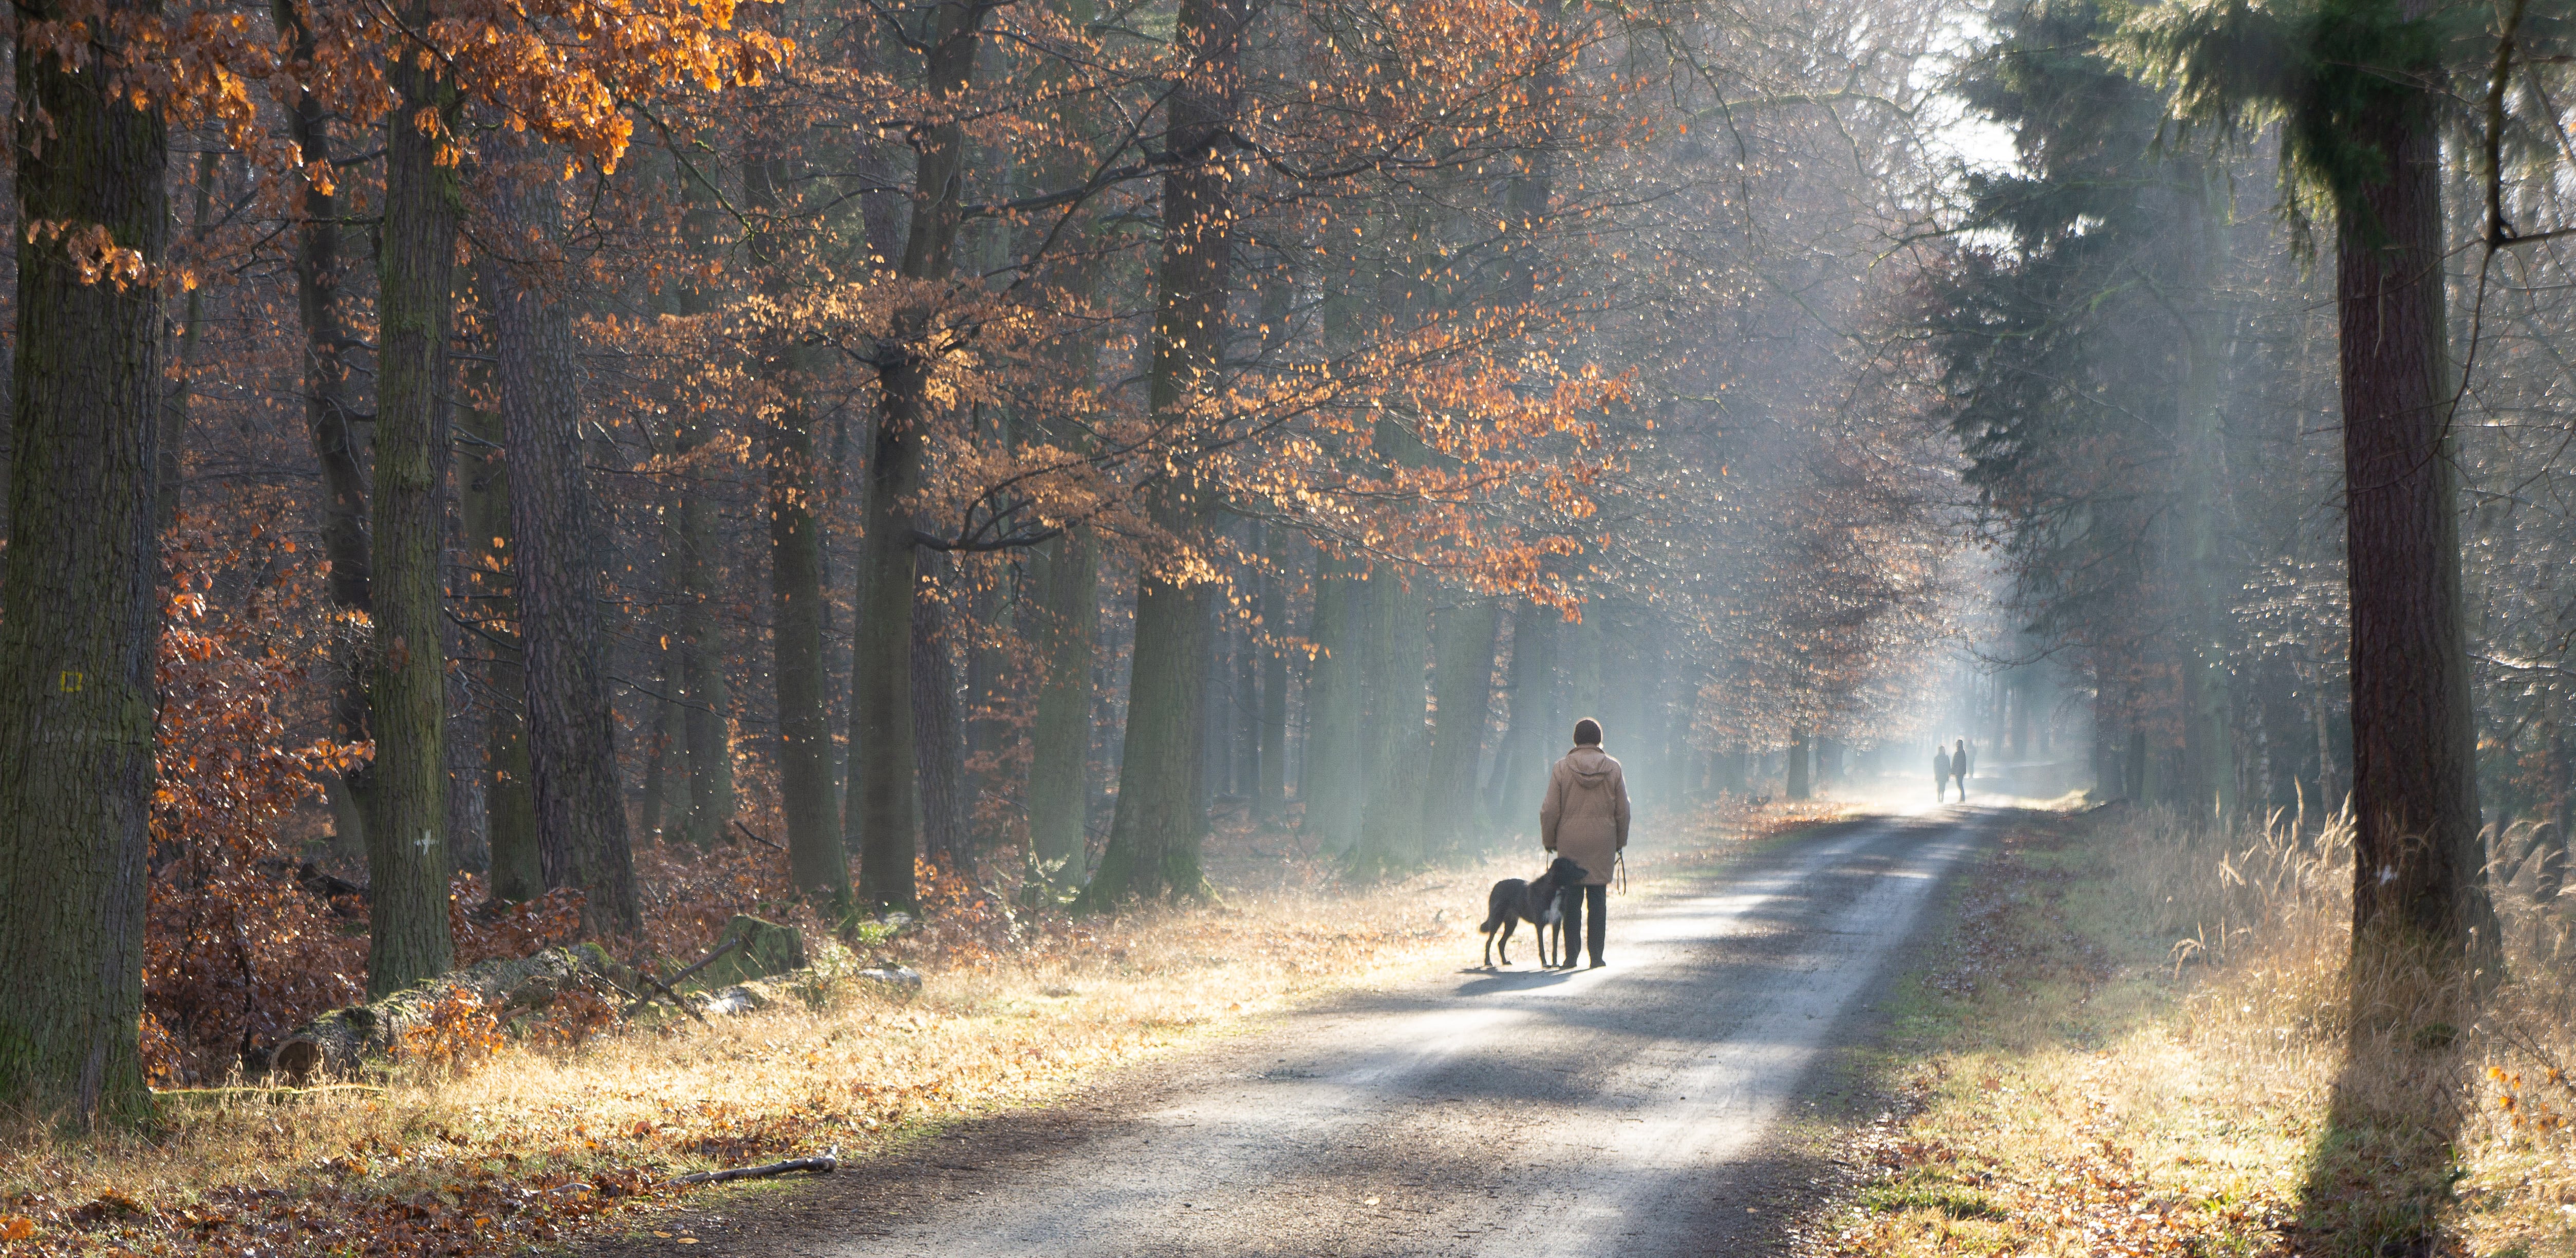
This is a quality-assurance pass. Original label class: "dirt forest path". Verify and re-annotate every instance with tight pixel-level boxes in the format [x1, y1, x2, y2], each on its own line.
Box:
[590, 811, 1998, 1258]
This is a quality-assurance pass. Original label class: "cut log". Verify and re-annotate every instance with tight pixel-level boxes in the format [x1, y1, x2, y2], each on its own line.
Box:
[274, 943, 624, 1082]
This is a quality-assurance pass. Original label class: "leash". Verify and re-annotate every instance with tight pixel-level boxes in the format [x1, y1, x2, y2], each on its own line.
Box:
[1615, 850, 1628, 895]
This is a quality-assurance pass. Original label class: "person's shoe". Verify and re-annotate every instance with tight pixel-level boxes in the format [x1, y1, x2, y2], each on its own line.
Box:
[1588, 958, 1607, 969]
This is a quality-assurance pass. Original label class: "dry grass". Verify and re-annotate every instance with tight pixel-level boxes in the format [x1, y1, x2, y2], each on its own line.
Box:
[1828, 805, 2576, 1258]
[0, 801, 1804, 1257]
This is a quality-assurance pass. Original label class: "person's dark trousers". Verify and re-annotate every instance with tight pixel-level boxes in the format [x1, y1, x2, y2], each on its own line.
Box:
[1557, 882, 1609, 966]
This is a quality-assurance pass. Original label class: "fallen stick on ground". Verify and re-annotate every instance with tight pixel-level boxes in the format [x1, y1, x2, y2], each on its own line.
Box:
[155, 1084, 387, 1102]
[671, 1148, 839, 1187]
[635, 968, 710, 1025]
[622, 936, 743, 1020]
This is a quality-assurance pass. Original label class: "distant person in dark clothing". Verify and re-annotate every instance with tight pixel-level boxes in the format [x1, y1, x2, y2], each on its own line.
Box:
[1541, 718, 1629, 969]
[1934, 746, 1952, 802]
[1953, 739, 1971, 800]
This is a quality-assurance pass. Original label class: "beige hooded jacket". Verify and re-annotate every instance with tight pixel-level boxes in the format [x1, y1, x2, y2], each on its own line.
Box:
[1539, 745, 1630, 886]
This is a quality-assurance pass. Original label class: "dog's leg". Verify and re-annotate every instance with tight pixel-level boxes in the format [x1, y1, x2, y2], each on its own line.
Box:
[1498, 917, 1515, 967]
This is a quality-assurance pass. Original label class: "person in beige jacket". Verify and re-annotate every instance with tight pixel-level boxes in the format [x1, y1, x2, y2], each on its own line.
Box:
[1540, 717, 1630, 969]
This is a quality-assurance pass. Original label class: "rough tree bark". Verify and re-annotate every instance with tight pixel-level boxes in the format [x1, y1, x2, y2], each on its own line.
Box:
[1027, 531, 1098, 879]
[2331, 13, 2497, 961]
[1076, 0, 1245, 906]
[368, 13, 462, 995]
[0, 0, 167, 1124]
[481, 172, 642, 936]
[852, 0, 985, 908]
[912, 557, 971, 871]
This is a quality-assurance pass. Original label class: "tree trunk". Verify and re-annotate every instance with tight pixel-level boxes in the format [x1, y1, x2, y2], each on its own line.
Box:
[1350, 568, 1431, 878]
[640, 644, 681, 845]
[1203, 599, 1232, 807]
[1483, 603, 1548, 822]
[1027, 530, 1098, 879]
[481, 179, 642, 938]
[851, 0, 982, 909]
[459, 402, 542, 900]
[0, 0, 167, 1123]
[1079, 561, 1214, 905]
[368, 18, 461, 996]
[1427, 594, 1499, 852]
[2174, 176, 2238, 827]
[274, 0, 379, 861]
[767, 379, 847, 901]
[1786, 732, 1811, 801]
[851, 419, 921, 903]
[671, 447, 734, 849]
[443, 671, 489, 875]
[1256, 535, 1291, 822]
[486, 713, 541, 900]
[1235, 572, 1261, 800]
[912, 557, 970, 872]
[157, 151, 220, 530]
[1298, 557, 1368, 854]
[2332, 33, 2496, 960]
[1077, 0, 1244, 906]
[744, 118, 850, 908]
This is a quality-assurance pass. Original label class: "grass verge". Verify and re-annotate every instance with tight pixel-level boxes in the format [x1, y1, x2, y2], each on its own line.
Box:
[1823, 806, 2576, 1258]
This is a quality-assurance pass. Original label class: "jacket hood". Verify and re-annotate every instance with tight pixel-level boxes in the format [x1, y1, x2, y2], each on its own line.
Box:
[1563, 746, 1615, 785]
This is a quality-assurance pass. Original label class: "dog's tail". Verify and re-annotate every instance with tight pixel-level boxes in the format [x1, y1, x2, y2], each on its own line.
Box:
[1478, 907, 1508, 936]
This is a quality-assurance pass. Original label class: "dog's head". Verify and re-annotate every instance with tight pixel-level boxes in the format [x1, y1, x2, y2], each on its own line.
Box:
[1544, 856, 1589, 886]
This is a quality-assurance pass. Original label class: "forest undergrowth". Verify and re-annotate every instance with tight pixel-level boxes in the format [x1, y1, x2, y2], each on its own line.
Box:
[0, 798, 1820, 1256]
[1827, 806, 2576, 1258]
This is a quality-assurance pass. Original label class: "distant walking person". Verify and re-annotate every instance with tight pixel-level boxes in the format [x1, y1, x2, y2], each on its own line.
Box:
[1934, 745, 1952, 802]
[1540, 718, 1629, 969]
[1953, 738, 1971, 800]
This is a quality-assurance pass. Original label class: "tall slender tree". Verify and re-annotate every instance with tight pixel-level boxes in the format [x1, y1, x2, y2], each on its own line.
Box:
[2137, 0, 2497, 958]
[1077, 0, 1248, 905]
[481, 166, 644, 936]
[273, 0, 379, 858]
[367, 3, 465, 994]
[851, 0, 998, 908]
[0, 0, 170, 1124]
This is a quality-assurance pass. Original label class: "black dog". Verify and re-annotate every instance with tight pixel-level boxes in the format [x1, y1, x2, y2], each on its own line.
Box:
[1480, 856, 1590, 968]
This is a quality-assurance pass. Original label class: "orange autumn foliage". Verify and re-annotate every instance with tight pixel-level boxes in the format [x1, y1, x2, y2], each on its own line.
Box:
[144, 513, 369, 1086]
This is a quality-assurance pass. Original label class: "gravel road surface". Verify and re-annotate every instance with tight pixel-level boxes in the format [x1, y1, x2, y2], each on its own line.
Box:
[596, 810, 1992, 1258]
